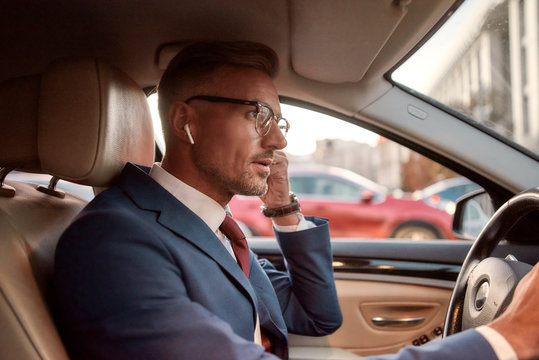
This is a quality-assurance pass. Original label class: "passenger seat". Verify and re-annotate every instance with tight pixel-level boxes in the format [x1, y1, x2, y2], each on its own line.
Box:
[0, 58, 155, 359]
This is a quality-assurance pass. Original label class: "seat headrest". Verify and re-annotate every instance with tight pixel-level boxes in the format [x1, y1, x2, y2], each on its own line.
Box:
[0, 58, 155, 187]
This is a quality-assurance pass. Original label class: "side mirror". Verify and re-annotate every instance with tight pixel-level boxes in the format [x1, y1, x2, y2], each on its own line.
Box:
[360, 190, 374, 203]
[452, 189, 495, 240]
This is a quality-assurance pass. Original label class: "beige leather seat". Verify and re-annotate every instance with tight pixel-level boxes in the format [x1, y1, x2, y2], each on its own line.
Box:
[0, 58, 155, 359]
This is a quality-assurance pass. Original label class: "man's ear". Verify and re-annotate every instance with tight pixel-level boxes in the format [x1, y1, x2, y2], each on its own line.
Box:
[168, 101, 195, 145]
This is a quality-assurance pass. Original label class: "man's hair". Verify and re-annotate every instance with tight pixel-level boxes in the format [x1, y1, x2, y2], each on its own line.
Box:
[157, 41, 279, 139]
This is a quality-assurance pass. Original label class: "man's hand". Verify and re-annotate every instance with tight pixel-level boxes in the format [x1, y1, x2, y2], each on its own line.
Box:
[259, 151, 299, 226]
[488, 263, 539, 360]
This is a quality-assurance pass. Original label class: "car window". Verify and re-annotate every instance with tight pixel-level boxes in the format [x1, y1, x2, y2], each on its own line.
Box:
[313, 177, 358, 199]
[392, 0, 539, 157]
[289, 176, 306, 194]
[148, 93, 166, 155]
[292, 175, 362, 200]
[148, 96, 483, 240]
[281, 104, 484, 240]
[437, 183, 481, 202]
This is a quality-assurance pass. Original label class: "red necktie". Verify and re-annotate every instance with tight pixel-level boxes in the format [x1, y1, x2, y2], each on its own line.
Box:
[219, 214, 250, 278]
[219, 214, 273, 353]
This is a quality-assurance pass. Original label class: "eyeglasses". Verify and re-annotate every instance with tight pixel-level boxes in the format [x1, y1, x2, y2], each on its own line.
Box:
[185, 95, 290, 137]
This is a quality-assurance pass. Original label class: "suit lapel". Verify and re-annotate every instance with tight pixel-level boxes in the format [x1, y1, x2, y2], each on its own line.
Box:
[117, 163, 258, 313]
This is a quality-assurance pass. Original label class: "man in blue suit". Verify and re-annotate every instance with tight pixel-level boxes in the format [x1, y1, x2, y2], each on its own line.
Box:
[55, 41, 538, 360]
[55, 41, 342, 360]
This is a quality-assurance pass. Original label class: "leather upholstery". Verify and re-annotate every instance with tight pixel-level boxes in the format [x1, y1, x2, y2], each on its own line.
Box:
[38, 58, 155, 186]
[0, 181, 83, 360]
[0, 58, 155, 359]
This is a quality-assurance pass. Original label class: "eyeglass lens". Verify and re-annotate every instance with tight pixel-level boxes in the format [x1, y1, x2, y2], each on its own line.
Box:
[255, 105, 288, 137]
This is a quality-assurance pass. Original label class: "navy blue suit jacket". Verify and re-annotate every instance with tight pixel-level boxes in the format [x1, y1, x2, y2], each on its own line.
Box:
[55, 163, 342, 359]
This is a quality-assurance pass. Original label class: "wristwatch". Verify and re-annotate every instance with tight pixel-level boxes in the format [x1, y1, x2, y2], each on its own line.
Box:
[261, 193, 301, 218]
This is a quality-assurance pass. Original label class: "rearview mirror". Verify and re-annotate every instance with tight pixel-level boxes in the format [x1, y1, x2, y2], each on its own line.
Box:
[452, 190, 495, 240]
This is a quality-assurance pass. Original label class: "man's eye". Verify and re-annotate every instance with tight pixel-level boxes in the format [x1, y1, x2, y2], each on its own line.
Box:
[248, 111, 258, 119]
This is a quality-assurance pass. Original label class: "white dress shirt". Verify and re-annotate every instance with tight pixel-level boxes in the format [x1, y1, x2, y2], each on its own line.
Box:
[476, 326, 517, 360]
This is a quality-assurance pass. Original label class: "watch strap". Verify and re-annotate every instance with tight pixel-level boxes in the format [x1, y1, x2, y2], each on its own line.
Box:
[261, 193, 301, 218]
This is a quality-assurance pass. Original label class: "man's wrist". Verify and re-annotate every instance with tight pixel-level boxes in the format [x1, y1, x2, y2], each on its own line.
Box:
[476, 325, 518, 360]
[272, 212, 301, 227]
[272, 213, 319, 231]
[261, 193, 300, 218]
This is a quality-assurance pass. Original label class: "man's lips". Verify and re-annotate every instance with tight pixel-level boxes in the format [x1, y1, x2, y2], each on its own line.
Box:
[254, 158, 273, 167]
[252, 157, 274, 173]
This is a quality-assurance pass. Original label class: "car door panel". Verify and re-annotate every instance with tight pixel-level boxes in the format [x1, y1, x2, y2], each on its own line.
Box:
[289, 279, 450, 356]
[251, 238, 539, 357]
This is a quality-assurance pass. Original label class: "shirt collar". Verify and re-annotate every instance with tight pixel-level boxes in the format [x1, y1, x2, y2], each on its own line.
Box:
[149, 163, 226, 233]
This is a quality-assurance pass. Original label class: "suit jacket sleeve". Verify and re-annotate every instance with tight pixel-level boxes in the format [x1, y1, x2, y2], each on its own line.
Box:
[359, 329, 498, 360]
[262, 216, 343, 335]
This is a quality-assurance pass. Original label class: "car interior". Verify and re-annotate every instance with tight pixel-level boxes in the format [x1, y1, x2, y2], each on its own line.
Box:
[1, 0, 538, 359]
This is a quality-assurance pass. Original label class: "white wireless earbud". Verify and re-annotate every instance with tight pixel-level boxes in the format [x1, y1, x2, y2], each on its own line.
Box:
[184, 124, 195, 145]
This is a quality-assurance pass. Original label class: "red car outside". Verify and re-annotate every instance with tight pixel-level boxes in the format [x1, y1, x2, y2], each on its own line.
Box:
[228, 164, 455, 239]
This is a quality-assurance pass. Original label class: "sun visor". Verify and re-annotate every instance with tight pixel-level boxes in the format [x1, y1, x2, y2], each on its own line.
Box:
[289, 0, 409, 84]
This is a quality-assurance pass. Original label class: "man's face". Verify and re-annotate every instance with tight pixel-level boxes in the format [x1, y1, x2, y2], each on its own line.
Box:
[188, 66, 287, 199]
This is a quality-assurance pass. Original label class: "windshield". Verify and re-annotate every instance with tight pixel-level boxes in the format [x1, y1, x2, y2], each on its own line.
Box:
[392, 0, 538, 156]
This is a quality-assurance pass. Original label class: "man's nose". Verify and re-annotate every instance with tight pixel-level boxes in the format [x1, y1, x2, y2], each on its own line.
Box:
[262, 120, 287, 149]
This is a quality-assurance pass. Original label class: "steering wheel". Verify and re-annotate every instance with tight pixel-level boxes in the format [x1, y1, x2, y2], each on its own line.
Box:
[443, 187, 538, 337]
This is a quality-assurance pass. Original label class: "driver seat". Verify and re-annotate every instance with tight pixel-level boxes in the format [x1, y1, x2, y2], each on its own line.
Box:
[0, 58, 155, 359]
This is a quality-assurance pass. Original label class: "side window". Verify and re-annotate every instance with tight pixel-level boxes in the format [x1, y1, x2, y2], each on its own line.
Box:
[311, 177, 359, 200]
[148, 93, 165, 156]
[290, 176, 311, 195]
[292, 175, 361, 200]
[278, 104, 482, 241]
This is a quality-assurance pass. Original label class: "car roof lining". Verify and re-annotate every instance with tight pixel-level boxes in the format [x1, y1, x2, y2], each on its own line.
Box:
[2, 0, 456, 113]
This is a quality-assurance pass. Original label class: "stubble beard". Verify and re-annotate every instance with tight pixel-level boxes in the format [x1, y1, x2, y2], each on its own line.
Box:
[193, 154, 268, 197]
[233, 170, 269, 196]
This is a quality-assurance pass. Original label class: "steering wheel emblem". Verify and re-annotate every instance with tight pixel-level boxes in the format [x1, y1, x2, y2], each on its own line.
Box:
[474, 281, 489, 311]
